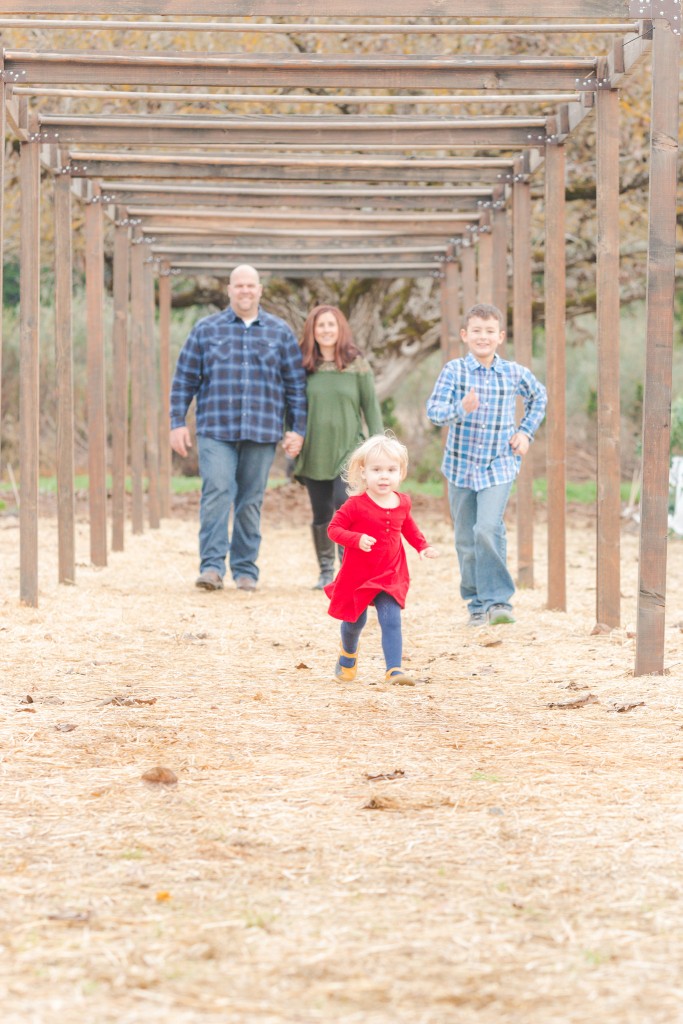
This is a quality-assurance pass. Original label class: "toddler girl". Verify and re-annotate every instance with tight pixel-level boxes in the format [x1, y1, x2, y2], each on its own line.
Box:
[324, 434, 438, 685]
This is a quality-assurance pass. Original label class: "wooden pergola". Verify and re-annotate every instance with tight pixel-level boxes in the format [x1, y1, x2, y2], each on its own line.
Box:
[0, 2, 679, 676]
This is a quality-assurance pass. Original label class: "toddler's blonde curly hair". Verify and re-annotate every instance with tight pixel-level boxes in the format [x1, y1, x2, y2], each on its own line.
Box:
[343, 433, 409, 496]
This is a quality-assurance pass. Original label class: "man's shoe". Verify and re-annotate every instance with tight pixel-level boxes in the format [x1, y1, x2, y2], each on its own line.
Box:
[488, 604, 516, 625]
[195, 569, 223, 591]
[467, 612, 488, 627]
[235, 576, 257, 592]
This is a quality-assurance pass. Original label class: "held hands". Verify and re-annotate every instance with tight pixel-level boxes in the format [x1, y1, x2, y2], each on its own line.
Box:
[170, 426, 192, 458]
[509, 431, 530, 456]
[462, 387, 479, 414]
[419, 546, 439, 559]
[359, 534, 377, 552]
[282, 431, 304, 459]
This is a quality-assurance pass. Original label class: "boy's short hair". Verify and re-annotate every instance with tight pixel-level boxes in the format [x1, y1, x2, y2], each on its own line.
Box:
[462, 303, 505, 329]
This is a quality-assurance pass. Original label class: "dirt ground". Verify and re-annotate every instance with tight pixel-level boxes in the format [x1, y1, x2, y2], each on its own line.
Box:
[2, 484, 683, 1024]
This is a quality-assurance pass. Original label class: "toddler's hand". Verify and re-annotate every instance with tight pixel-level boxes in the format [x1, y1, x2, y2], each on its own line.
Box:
[359, 534, 376, 552]
[420, 546, 439, 559]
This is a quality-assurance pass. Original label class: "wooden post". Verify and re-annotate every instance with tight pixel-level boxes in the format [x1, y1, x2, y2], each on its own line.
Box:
[143, 249, 160, 529]
[461, 242, 476, 313]
[444, 246, 461, 360]
[85, 191, 107, 567]
[492, 200, 508, 319]
[545, 134, 567, 611]
[596, 83, 621, 628]
[635, 18, 681, 676]
[111, 217, 130, 552]
[477, 224, 493, 304]
[513, 166, 534, 589]
[54, 171, 76, 585]
[158, 261, 172, 518]
[129, 233, 145, 535]
[19, 124, 40, 607]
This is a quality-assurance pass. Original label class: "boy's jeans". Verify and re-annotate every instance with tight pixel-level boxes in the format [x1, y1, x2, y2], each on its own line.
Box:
[197, 435, 276, 582]
[448, 480, 515, 614]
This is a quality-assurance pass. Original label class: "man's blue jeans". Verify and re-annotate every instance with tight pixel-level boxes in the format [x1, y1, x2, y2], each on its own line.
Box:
[197, 436, 276, 582]
[448, 480, 515, 614]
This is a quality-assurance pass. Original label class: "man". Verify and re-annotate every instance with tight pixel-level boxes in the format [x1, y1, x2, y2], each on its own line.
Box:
[170, 265, 306, 592]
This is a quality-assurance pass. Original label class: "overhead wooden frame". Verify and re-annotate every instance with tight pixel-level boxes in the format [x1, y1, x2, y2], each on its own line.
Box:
[1, 3, 679, 680]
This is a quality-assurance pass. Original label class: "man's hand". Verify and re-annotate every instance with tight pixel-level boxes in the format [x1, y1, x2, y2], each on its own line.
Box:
[510, 432, 530, 456]
[462, 387, 479, 414]
[282, 431, 304, 458]
[170, 426, 192, 458]
[359, 534, 377, 552]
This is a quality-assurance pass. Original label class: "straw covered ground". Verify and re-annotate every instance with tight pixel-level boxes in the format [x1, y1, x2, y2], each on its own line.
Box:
[2, 483, 683, 1024]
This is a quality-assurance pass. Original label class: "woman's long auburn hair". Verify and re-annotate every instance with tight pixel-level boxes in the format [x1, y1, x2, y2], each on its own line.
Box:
[299, 305, 361, 372]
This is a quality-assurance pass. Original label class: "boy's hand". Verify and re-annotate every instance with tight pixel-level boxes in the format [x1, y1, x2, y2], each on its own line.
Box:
[462, 387, 479, 413]
[419, 546, 439, 559]
[359, 534, 376, 552]
[510, 432, 530, 456]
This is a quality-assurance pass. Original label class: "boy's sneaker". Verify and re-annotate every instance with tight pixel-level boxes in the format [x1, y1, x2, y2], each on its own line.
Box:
[467, 612, 488, 627]
[488, 604, 516, 625]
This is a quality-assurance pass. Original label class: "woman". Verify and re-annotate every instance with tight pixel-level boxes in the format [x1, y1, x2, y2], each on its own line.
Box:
[294, 305, 383, 589]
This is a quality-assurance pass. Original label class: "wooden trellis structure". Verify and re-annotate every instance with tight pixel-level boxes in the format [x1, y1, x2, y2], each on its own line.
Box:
[0, 2, 679, 677]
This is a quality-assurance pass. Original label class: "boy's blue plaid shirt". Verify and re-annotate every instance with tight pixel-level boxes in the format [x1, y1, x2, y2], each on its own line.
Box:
[426, 352, 547, 491]
[170, 306, 307, 442]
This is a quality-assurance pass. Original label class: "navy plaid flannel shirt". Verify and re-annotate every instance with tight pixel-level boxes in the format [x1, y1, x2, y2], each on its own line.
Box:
[426, 352, 547, 491]
[170, 306, 307, 443]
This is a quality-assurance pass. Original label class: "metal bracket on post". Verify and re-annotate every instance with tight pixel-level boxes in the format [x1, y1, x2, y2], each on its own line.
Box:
[0, 69, 26, 82]
[629, 0, 682, 34]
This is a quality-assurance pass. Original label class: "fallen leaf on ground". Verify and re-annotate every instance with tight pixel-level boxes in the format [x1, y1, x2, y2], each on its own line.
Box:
[141, 766, 178, 785]
[16, 706, 36, 713]
[591, 623, 613, 635]
[481, 639, 503, 648]
[55, 722, 77, 732]
[101, 696, 157, 707]
[295, 662, 311, 670]
[607, 701, 645, 713]
[547, 693, 599, 710]
[364, 769, 405, 782]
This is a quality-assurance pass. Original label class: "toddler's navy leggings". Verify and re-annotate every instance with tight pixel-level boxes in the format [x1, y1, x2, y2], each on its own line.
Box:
[340, 591, 402, 671]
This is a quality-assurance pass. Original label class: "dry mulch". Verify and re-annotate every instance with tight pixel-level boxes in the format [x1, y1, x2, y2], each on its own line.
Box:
[2, 485, 683, 1024]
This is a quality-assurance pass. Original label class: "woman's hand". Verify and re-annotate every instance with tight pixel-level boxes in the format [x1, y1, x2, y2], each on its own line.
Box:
[359, 534, 377, 552]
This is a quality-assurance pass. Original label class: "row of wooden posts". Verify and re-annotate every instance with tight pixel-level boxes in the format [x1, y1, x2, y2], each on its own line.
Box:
[0, 2, 680, 678]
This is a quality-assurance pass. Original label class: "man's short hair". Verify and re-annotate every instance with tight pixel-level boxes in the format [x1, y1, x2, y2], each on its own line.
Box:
[462, 303, 505, 329]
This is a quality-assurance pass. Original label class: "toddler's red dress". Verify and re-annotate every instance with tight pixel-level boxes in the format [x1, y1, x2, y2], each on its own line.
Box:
[324, 491, 429, 622]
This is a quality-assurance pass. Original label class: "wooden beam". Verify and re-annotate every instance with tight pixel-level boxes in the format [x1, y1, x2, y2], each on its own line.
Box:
[0, 16, 640, 33]
[131, 211, 478, 233]
[129, 237, 145, 535]
[85, 194, 107, 567]
[53, 172, 76, 585]
[0, 72, 5, 468]
[111, 219, 130, 552]
[635, 18, 681, 676]
[37, 115, 548, 149]
[595, 85, 621, 629]
[67, 156, 517, 185]
[512, 170, 534, 590]
[5, 50, 599, 91]
[158, 264, 172, 519]
[544, 139, 567, 612]
[443, 249, 461, 361]
[19, 129, 40, 607]
[0, 3, 635, 20]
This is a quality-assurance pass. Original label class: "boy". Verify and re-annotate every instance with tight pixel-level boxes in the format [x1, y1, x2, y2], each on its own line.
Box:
[426, 303, 547, 626]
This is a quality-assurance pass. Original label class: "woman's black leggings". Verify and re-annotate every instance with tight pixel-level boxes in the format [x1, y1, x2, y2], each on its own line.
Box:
[301, 476, 348, 527]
